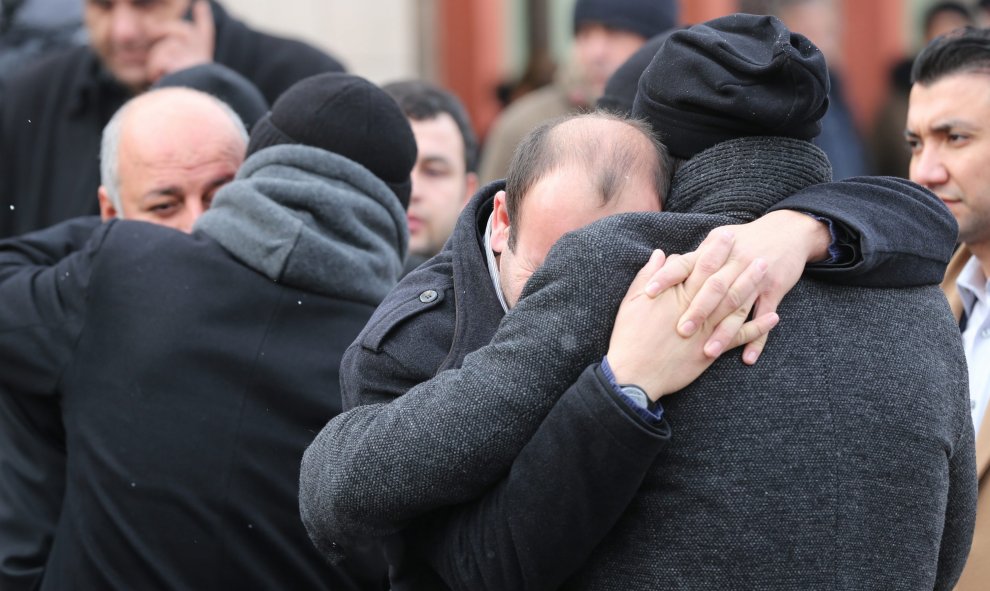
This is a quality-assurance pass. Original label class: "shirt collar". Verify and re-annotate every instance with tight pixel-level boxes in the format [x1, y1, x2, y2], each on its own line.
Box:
[483, 213, 510, 314]
[957, 255, 989, 318]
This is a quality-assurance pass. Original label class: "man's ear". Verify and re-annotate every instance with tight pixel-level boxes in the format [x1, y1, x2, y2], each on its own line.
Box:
[462, 173, 480, 208]
[97, 186, 118, 222]
[490, 190, 510, 255]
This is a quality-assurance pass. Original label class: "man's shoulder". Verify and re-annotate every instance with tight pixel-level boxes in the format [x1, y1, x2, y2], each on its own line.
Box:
[2, 46, 91, 109]
[95, 221, 235, 273]
[340, 252, 457, 406]
[213, 6, 344, 102]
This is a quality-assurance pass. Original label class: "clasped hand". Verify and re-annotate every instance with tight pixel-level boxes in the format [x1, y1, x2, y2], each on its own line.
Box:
[606, 210, 826, 400]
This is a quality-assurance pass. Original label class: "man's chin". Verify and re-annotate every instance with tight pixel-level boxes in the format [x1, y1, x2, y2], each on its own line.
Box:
[106, 61, 152, 92]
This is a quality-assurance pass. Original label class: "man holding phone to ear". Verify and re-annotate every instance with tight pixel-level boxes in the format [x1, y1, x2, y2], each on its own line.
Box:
[0, 0, 344, 239]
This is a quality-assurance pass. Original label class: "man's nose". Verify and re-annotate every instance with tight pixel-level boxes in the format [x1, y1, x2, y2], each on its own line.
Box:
[109, 4, 144, 45]
[177, 199, 207, 234]
[409, 170, 425, 204]
[910, 145, 950, 189]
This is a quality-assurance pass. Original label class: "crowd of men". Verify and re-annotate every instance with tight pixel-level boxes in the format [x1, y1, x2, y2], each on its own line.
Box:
[0, 0, 987, 590]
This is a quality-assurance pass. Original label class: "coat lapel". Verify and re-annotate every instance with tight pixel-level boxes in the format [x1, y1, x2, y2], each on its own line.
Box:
[941, 244, 971, 323]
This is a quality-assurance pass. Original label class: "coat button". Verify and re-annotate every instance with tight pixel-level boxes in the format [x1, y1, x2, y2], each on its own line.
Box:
[419, 290, 438, 303]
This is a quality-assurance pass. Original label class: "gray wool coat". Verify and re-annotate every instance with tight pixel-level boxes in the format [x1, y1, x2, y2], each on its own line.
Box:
[301, 137, 974, 589]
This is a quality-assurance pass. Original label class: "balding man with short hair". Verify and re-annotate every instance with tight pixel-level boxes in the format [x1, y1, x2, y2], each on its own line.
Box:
[97, 87, 247, 232]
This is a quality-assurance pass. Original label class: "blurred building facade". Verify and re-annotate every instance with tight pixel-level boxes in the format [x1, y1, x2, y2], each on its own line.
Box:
[227, 0, 916, 145]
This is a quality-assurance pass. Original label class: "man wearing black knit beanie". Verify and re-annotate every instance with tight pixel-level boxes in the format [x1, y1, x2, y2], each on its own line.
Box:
[303, 14, 972, 591]
[0, 72, 411, 589]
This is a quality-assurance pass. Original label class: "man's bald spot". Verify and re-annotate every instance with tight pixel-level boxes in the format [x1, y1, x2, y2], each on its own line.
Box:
[504, 112, 670, 249]
[553, 115, 667, 208]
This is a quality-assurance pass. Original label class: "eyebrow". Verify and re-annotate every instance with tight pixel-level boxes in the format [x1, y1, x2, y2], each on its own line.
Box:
[204, 175, 235, 192]
[420, 154, 453, 166]
[905, 119, 982, 138]
[931, 119, 980, 133]
[143, 186, 183, 200]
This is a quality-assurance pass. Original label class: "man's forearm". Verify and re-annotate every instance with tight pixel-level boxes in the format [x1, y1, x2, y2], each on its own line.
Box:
[298, 212, 718, 559]
[769, 176, 956, 286]
[0, 216, 101, 280]
[415, 364, 669, 591]
[0, 220, 104, 395]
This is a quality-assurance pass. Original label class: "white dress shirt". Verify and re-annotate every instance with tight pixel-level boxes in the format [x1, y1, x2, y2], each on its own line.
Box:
[958, 256, 990, 436]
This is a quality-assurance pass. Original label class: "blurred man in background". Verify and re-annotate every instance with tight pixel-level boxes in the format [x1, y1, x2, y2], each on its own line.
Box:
[740, 0, 870, 179]
[385, 80, 479, 274]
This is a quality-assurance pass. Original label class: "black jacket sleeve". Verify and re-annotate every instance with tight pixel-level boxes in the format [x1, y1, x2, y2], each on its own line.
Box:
[411, 364, 670, 591]
[297, 212, 710, 560]
[0, 216, 101, 274]
[769, 176, 956, 286]
[0, 219, 108, 395]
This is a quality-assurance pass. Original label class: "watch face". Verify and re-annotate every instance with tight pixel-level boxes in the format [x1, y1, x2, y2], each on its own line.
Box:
[620, 385, 650, 409]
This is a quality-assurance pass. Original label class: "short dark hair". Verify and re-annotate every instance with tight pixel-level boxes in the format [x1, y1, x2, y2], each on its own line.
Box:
[382, 80, 479, 174]
[922, 2, 972, 37]
[912, 26, 990, 86]
[503, 111, 671, 251]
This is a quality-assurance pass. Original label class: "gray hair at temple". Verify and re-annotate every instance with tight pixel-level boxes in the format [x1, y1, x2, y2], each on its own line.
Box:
[99, 87, 248, 213]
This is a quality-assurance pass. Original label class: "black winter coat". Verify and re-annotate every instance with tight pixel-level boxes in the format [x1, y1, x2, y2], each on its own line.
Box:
[0, 144, 408, 590]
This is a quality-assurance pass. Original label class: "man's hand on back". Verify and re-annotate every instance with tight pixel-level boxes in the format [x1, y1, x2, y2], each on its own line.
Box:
[641, 211, 831, 365]
[606, 246, 778, 401]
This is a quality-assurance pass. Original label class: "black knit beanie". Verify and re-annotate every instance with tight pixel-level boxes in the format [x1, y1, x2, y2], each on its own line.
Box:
[573, 0, 678, 40]
[597, 30, 674, 115]
[632, 13, 830, 159]
[152, 63, 268, 129]
[247, 73, 417, 208]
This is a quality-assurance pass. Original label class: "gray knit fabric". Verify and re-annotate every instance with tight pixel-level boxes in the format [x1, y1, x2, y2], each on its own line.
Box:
[195, 144, 409, 304]
[301, 137, 975, 588]
[303, 137, 827, 537]
[664, 136, 832, 216]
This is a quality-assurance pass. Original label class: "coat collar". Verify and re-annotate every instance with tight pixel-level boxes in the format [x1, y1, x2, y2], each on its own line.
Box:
[438, 180, 507, 372]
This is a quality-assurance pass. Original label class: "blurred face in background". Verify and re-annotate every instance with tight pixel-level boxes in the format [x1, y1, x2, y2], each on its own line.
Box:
[778, 0, 841, 69]
[907, 72, 990, 252]
[573, 22, 646, 98]
[925, 9, 972, 43]
[407, 113, 478, 258]
[84, 0, 192, 91]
